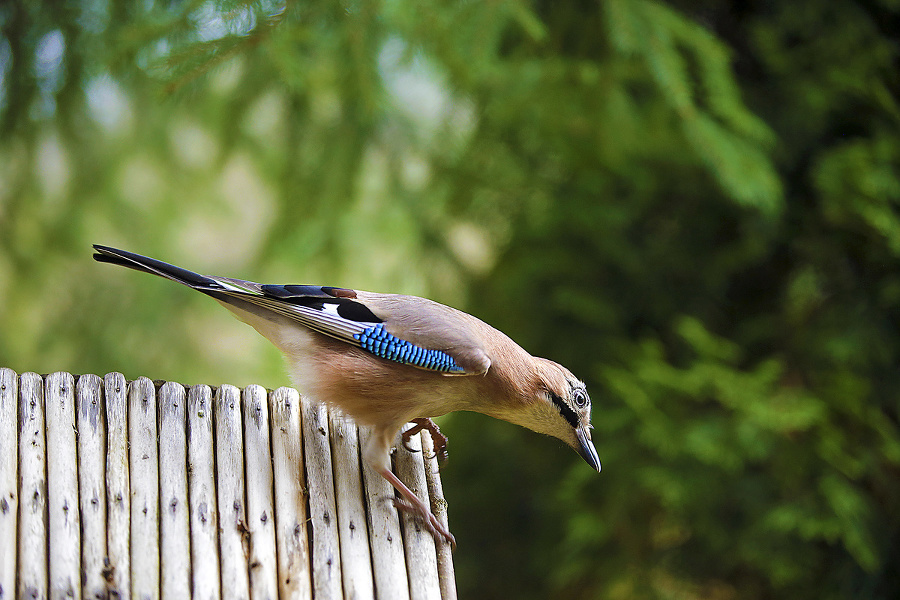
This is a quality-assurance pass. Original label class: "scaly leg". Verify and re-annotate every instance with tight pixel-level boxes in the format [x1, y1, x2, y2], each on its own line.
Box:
[401, 417, 449, 463]
[378, 467, 456, 549]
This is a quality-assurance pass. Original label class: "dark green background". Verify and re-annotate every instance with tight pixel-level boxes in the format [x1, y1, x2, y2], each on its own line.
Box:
[2, 1, 898, 598]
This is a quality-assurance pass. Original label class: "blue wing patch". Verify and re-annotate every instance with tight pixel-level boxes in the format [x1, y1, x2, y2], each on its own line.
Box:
[353, 323, 465, 373]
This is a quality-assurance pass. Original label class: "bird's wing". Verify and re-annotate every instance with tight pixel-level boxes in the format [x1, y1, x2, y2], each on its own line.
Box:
[93, 245, 489, 375]
[223, 283, 491, 375]
[354, 291, 493, 376]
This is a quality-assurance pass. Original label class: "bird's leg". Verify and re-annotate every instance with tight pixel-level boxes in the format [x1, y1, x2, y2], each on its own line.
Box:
[401, 417, 449, 463]
[378, 466, 456, 549]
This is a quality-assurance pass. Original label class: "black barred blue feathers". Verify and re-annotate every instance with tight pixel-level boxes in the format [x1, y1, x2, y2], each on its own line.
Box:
[354, 323, 465, 373]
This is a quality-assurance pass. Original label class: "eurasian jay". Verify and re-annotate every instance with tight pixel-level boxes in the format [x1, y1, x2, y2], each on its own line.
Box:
[93, 244, 601, 546]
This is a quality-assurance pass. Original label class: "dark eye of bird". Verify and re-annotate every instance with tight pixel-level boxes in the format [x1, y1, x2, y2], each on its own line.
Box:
[573, 388, 589, 408]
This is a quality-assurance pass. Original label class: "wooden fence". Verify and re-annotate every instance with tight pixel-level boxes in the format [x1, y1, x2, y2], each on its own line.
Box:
[0, 368, 456, 600]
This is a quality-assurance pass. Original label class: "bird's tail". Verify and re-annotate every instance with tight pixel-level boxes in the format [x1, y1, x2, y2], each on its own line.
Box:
[92, 244, 221, 291]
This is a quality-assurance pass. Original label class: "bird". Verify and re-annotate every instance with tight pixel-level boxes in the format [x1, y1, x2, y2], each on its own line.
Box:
[92, 244, 601, 546]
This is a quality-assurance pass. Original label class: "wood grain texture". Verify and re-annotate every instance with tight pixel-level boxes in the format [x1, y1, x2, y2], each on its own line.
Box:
[160, 382, 191, 600]
[270, 387, 312, 600]
[187, 384, 221, 600]
[0, 368, 18, 600]
[243, 384, 278, 600]
[300, 397, 342, 600]
[359, 426, 410, 600]
[0, 368, 458, 600]
[214, 385, 250, 600]
[421, 430, 457, 600]
[104, 371, 131, 599]
[18, 372, 48, 600]
[75, 374, 107, 600]
[45, 372, 82, 600]
[129, 376, 160, 600]
[395, 426, 441, 600]
[329, 412, 374, 600]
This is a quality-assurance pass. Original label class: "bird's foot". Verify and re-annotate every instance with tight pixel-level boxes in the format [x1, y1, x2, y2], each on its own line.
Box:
[380, 466, 456, 549]
[402, 417, 449, 463]
[393, 496, 456, 550]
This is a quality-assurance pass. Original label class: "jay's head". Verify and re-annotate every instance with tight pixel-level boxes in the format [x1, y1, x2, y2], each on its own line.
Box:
[506, 357, 601, 472]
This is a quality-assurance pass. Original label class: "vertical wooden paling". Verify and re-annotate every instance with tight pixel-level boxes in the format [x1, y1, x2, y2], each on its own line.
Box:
[75, 374, 107, 600]
[329, 412, 374, 599]
[159, 382, 191, 599]
[104, 372, 131, 598]
[0, 368, 459, 599]
[270, 387, 312, 600]
[45, 372, 82, 599]
[129, 376, 160, 599]
[395, 426, 442, 600]
[18, 372, 48, 600]
[300, 397, 342, 599]
[214, 385, 250, 600]
[0, 368, 18, 600]
[359, 425, 410, 600]
[187, 384, 221, 600]
[242, 384, 279, 599]
[421, 431, 457, 600]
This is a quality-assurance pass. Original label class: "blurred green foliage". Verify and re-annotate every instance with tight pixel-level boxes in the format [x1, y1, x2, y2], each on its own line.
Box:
[1, 1, 899, 598]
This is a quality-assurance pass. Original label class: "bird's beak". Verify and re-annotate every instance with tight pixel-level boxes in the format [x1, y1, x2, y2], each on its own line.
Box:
[576, 425, 601, 472]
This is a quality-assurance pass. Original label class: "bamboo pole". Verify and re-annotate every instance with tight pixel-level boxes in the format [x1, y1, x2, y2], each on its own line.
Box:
[75, 374, 107, 600]
[187, 384, 221, 600]
[270, 387, 312, 600]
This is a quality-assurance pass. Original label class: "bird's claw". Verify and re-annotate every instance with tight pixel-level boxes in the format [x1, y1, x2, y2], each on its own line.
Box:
[402, 417, 449, 464]
[393, 496, 456, 550]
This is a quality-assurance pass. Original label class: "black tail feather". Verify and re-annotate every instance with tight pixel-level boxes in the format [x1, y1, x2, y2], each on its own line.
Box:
[92, 244, 220, 289]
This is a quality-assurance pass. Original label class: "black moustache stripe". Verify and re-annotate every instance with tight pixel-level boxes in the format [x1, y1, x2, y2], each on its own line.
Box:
[550, 392, 579, 429]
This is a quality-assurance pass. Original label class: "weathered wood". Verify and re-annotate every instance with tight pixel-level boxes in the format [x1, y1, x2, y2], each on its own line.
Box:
[270, 387, 312, 600]
[421, 430, 457, 600]
[0, 368, 18, 600]
[300, 397, 342, 599]
[159, 382, 191, 599]
[329, 412, 374, 600]
[75, 374, 107, 600]
[214, 384, 250, 600]
[187, 384, 221, 600]
[359, 426, 410, 600]
[18, 372, 49, 600]
[129, 376, 160, 600]
[104, 372, 130, 598]
[2, 368, 459, 599]
[243, 384, 278, 600]
[45, 372, 82, 600]
[395, 427, 442, 600]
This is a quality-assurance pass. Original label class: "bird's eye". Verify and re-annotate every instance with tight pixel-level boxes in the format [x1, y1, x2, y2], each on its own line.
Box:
[573, 388, 589, 408]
